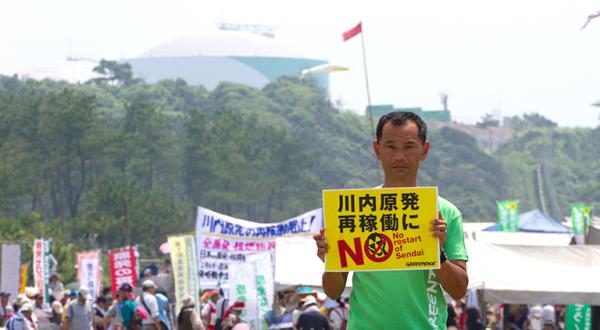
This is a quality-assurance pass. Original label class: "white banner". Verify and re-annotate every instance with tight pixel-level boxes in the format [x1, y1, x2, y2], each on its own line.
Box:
[229, 253, 274, 330]
[77, 250, 101, 301]
[168, 235, 199, 315]
[33, 239, 51, 301]
[195, 207, 322, 288]
[1, 244, 21, 297]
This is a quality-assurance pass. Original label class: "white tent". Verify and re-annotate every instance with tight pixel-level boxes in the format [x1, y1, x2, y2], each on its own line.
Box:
[467, 242, 600, 304]
[273, 229, 600, 305]
[463, 222, 573, 246]
[274, 236, 353, 290]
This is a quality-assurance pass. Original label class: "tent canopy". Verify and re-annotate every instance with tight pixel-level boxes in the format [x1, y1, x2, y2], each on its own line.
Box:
[467, 242, 600, 305]
[275, 236, 353, 291]
[484, 209, 570, 233]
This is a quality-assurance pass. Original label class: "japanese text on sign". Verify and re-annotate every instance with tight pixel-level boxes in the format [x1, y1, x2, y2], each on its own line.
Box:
[323, 187, 439, 272]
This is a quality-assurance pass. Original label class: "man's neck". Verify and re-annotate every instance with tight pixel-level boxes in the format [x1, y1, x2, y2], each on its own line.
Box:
[382, 178, 417, 188]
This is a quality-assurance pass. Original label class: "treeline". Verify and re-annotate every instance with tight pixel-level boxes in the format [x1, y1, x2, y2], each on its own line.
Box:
[0, 73, 598, 281]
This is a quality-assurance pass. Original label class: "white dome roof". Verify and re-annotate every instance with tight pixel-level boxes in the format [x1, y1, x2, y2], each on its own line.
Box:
[141, 29, 316, 59]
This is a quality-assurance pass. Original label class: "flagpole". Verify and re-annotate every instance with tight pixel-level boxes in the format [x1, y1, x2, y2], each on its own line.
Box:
[360, 25, 375, 139]
[359, 23, 382, 181]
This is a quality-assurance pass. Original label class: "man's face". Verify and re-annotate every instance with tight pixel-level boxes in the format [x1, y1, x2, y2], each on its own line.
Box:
[373, 121, 429, 184]
[117, 290, 126, 302]
[1, 296, 8, 305]
[35, 296, 43, 307]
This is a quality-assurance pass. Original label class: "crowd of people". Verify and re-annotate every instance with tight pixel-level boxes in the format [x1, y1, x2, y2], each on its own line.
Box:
[446, 301, 566, 330]
[0, 271, 251, 330]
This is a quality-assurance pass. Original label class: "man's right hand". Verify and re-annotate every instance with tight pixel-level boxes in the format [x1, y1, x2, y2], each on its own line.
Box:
[313, 228, 329, 262]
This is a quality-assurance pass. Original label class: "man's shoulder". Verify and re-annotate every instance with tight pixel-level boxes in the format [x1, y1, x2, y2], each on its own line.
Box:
[438, 196, 462, 218]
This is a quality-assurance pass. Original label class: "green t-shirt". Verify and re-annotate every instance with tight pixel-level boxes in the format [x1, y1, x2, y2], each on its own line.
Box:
[347, 196, 468, 330]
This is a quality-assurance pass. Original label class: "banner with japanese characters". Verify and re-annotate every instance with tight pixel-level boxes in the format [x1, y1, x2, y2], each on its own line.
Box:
[195, 207, 322, 288]
[169, 235, 199, 315]
[1, 244, 21, 297]
[566, 304, 591, 330]
[323, 187, 439, 272]
[229, 253, 274, 330]
[33, 239, 51, 301]
[108, 247, 138, 297]
[571, 204, 592, 235]
[497, 200, 519, 232]
[76, 250, 101, 301]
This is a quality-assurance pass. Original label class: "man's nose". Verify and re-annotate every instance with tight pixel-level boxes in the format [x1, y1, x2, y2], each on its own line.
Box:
[392, 149, 406, 161]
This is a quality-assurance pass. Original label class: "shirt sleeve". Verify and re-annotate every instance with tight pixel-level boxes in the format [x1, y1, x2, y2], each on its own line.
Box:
[439, 197, 469, 261]
[145, 294, 159, 318]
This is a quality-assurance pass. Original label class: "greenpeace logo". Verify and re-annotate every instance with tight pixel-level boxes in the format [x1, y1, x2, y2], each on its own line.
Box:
[405, 261, 436, 267]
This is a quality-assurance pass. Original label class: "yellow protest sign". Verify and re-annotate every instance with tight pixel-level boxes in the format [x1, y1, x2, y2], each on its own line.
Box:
[323, 187, 440, 272]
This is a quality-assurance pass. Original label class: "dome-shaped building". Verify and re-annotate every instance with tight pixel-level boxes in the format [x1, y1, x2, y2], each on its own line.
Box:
[125, 29, 329, 90]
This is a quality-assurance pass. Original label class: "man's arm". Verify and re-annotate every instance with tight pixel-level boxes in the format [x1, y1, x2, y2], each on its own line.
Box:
[62, 317, 70, 330]
[431, 213, 469, 300]
[436, 260, 468, 300]
[103, 314, 111, 330]
[314, 228, 349, 299]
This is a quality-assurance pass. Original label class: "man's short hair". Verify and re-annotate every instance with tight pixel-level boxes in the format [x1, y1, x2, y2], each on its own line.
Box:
[375, 111, 427, 144]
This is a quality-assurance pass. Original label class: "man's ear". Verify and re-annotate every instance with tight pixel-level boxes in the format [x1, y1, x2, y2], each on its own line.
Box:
[420, 140, 430, 161]
[372, 140, 382, 160]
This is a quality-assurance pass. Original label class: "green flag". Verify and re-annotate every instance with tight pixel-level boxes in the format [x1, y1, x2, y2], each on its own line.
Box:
[566, 304, 591, 330]
[571, 204, 592, 235]
[497, 200, 519, 232]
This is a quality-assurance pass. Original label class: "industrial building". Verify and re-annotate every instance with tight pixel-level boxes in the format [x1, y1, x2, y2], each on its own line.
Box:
[124, 27, 329, 90]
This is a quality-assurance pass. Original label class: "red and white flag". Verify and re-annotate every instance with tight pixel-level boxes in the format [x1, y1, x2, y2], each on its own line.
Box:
[343, 22, 362, 41]
[108, 247, 137, 297]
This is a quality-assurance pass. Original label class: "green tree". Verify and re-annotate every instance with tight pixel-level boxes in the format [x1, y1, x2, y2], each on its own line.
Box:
[90, 59, 140, 86]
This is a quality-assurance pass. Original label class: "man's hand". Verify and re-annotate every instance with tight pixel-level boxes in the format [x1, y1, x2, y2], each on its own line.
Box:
[431, 211, 448, 247]
[313, 228, 328, 262]
[314, 227, 348, 299]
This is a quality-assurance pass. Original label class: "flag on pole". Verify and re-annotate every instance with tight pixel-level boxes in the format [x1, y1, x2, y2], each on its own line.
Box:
[497, 200, 519, 232]
[343, 22, 362, 41]
[301, 64, 349, 77]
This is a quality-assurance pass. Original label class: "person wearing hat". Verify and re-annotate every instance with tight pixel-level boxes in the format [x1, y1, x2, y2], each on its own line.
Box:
[136, 280, 160, 330]
[220, 302, 247, 330]
[294, 295, 329, 330]
[200, 289, 220, 330]
[176, 295, 204, 330]
[33, 292, 53, 329]
[64, 287, 93, 330]
[104, 283, 137, 330]
[50, 301, 63, 329]
[6, 302, 35, 330]
[0, 291, 12, 327]
[49, 273, 64, 302]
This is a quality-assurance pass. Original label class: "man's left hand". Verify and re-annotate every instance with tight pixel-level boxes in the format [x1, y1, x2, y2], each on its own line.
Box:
[431, 211, 448, 247]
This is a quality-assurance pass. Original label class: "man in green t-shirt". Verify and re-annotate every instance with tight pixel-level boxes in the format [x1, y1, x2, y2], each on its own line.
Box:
[314, 111, 469, 329]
